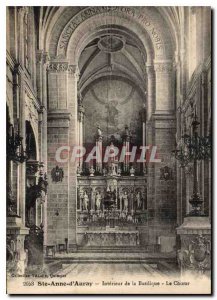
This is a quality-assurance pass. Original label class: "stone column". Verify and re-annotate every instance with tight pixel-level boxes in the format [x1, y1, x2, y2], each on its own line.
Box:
[142, 107, 147, 173]
[146, 64, 155, 121]
[41, 52, 49, 244]
[154, 61, 174, 113]
[18, 68, 26, 225]
[148, 61, 176, 246]
[47, 61, 72, 247]
[67, 65, 79, 250]
[151, 116, 177, 239]
[78, 101, 85, 169]
[96, 136, 103, 173]
[16, 8, 27, 226]
[122, 126, 130, 172]
[13, 67, 20, 216]
[6, 8, 29, 275]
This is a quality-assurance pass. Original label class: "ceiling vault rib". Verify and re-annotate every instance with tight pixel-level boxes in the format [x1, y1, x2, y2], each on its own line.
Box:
[80, 48, 101, 79]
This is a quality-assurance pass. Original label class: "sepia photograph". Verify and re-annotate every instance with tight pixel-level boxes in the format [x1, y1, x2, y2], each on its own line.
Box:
[5, 4, 212, 294]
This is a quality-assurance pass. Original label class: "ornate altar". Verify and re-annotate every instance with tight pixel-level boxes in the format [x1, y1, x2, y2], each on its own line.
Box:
[85, 230, 139, 246]
[77, 175, 146, 247]
[76, 125, 148, 246]
[77, 176, 147, 226]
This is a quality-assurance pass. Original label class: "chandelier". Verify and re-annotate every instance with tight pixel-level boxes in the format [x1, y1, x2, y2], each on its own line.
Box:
[7, 124, 29, 163]
[172, 110, 211, 216]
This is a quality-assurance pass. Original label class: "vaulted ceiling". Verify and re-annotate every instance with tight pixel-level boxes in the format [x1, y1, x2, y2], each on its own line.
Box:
[78, 28, 147, 97]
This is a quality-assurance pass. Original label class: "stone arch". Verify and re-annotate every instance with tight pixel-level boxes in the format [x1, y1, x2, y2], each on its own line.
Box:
[68, 17, 164, 64]
[25, 121, 39, 161]
[44, 7, 178, 249]
[46, 7, 175, 63]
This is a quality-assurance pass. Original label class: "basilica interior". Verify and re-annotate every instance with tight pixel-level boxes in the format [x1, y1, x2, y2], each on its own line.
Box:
[6, 6, 211, 278]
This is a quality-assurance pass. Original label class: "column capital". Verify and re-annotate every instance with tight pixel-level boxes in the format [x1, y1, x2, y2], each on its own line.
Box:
[17, 6, 29, 17]
[47, 62, 80, 78]
[68, 65, 80, 80]
[37, 50, 50, 65]
[36, 50, 44, 64]
[154, 61, 173, 73]
[47, 61, 69, 72]
[146, 64, 155, 75]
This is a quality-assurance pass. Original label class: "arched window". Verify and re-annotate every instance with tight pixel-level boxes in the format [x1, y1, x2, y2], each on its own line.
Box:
[25, 121, 37, 160]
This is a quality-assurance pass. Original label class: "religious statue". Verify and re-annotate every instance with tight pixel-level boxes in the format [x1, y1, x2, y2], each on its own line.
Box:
[77, 165, 81, 176]
[117, 166, 121, 176]
[83, 192, 89, 211]
[89, 166, 95, 176]
[95, 192, 102, 211]
[124, 125, 130, 137]
[136, 191, 142, 210]
[127, 213, 133, 222]
[109, 142, 116, 162]
[102, 167, 107, 176]
[111, 162, 117, 176]
[130, 166, 135, 176]
[122, 191, 128, 211]
[122, 125, 130, 141]
[96, 125, 102, 139]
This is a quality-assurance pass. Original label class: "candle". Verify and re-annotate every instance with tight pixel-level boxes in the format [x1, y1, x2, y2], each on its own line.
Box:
[11, 125, 14, 139]
[17, 122, 20, 136]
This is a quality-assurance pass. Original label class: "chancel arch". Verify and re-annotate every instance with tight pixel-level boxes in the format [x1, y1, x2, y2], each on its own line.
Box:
[43, 6, 178, 250]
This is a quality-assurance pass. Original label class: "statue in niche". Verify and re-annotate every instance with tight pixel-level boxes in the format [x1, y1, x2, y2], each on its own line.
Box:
[127, 213, 133, 222]
[96, 125, 102, 139]
[111, 162, 117, 176]
[83, 192, 89, 211]
[136, 191, 142, 210]
[122, 191, 128, 211]
[95, 191, 102, 211]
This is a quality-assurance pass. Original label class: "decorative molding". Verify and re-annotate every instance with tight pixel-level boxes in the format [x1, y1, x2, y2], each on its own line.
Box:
[47, 62, 69, 72]
[57, 7, 164, 55]
[37, 51, 50, 65]
[68, 65, 80, 81]
[36, 50, 44, 64]
[154, 62, 173, 73]
[51, 166, 64, 182]
[48, 110, 72, 121]
[47, 110, 71, 128]
[177, 234, 211, 273]
[17, 6, 29, 17]
[146, 65, 155, 75]
[47, 62, 80, 79]
[160, 166, 173, 181]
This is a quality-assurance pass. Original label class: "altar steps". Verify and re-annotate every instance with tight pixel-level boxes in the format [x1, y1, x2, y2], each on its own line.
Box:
[46, 251, 176, 264]
[48, 261, 178, 277]
[45, 249, 178, 275]
[76, 245, 160, 253]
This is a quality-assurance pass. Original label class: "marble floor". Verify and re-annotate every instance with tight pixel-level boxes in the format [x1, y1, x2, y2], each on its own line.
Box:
[54, 262, 175, 278]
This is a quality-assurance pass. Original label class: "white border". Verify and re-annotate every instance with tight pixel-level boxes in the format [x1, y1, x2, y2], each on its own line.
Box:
[1, 1, 216, 299]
